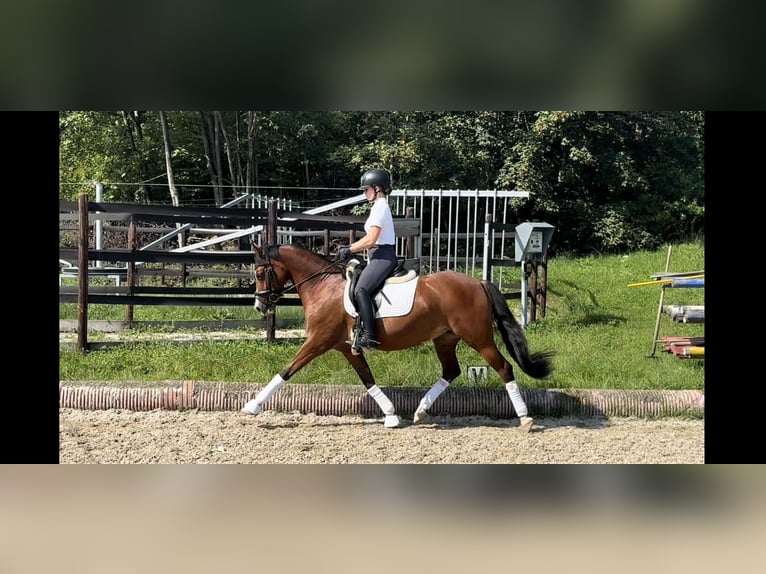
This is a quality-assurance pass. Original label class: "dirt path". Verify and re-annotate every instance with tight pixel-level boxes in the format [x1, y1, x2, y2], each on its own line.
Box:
[59, 408, 704, 463]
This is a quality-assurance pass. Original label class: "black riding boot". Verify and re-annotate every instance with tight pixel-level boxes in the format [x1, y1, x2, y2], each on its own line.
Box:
[353, 288, 379, 350]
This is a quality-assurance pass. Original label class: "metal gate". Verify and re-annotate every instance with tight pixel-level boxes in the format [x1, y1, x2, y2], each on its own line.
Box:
[147, 187, 531, 287]
[301, 189, 530, 288]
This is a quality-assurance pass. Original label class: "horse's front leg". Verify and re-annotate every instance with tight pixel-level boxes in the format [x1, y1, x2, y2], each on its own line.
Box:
[342, 349, 401, 429]
[241, 338, 332, 416]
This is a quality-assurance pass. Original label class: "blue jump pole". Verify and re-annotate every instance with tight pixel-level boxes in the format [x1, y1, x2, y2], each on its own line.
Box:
[671, 278, 704, 288]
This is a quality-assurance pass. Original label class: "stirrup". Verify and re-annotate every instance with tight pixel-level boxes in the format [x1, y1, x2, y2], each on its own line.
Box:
[345, 327, 362, 348]
[355, 332, 379, 349]
[348, 331, 378, 355]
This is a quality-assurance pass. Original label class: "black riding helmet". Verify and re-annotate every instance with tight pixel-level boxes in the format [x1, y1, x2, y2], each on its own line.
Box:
[359, 168, 392, 192]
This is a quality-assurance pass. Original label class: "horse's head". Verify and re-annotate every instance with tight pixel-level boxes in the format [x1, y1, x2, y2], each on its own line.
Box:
[253, 243, 341, 314]
[252, 244, 292, 314]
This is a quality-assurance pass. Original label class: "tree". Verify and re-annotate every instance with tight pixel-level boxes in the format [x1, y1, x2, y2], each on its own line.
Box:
[158, 111, 185, 248]
[60, 111, 704, 255]
[158, 111, 181, 208]
[59, 110, 180, 203]
[497, 111, 704, 254]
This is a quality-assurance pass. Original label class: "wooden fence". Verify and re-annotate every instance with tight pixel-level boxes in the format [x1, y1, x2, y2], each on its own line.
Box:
[59, 194, 419, 352]
[60, 194, 548, 352]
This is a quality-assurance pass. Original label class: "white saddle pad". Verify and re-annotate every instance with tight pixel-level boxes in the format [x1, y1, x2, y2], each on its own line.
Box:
[343, 273, 419, 318]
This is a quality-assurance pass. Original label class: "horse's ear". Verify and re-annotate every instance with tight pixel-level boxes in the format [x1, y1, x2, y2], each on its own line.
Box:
[252, 244, 267, 265]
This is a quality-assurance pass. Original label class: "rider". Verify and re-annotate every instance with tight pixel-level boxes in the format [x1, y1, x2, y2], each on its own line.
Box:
[337, 168, 397, 352]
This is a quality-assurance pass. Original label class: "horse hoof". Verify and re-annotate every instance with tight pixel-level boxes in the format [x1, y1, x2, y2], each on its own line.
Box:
[242, 400, 262, 415]
[519, 416, 534, 432]
[384, 415, 401, 428]
[413, 409, 429, 424]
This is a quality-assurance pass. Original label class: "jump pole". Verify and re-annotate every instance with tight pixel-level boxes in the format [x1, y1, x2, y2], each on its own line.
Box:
[649, 245, 673, 358]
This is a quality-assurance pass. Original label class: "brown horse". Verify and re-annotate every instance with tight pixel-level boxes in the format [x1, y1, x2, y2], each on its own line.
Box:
[242, 243, 554, 431]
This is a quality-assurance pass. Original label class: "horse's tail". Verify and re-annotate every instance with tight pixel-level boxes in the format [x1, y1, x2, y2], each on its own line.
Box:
[481, 280, 554, 379]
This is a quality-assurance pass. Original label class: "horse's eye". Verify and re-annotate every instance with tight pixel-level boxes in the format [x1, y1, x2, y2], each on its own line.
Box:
[255, 271, 265, 281]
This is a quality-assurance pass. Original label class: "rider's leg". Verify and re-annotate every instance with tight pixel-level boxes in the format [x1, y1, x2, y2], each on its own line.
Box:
[353, 287, 379, 349]
[352, 254, 397, 351]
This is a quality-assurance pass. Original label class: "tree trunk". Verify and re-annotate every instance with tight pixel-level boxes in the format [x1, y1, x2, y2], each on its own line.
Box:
[214, 114, 224, 205]
[215, 111, 240, 198]
[233, 112, 245, 190]
[199, 111, 223, 206]
[246, 111, 256, 194]
[158, 111, 184, 248]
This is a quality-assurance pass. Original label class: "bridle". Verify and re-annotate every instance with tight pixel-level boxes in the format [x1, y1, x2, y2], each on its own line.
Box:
[253, 261, 282, 305]
[252, 244, 343, 307]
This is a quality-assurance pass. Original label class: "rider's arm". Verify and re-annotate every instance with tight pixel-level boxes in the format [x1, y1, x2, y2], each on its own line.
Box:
[349, 225, 381, 253]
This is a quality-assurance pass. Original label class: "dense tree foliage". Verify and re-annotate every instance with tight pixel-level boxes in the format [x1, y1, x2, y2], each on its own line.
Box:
[497, 111, 704, 253]
[59, 111, 704, 255]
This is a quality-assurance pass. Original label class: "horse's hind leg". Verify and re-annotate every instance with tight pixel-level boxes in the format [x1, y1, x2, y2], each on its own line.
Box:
[473, 343, 533, 432]
[458, 319, 533, 432]
[413, 334, 461, 424]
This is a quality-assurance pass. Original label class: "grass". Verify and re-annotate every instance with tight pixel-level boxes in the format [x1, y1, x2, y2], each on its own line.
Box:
[59, 241, 705, 391]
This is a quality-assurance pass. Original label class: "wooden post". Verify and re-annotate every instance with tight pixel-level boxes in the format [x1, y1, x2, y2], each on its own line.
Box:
[405, 207, 415, 258]
[482, 214, 493, 281]
[529, 261, 538, 323]
[77, 193, 89, 353]
[266, 201, 278, 342]
[238, 234, 247, 287]
[125, 219, 136, 323]
[323, 229, 331, 255]
[267, 200, 278, 245]
[538, 258, 548, 317]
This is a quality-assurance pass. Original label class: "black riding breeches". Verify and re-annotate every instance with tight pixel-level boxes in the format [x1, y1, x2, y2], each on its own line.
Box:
[353, 244, 398, 298]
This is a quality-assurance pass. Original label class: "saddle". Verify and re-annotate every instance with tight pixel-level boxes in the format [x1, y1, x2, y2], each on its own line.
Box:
[343, 257, 420, 319]
[346, 257, 419, 292]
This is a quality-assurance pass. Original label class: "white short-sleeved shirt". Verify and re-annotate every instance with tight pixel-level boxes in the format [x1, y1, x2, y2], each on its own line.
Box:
[365, 198, 396, 245]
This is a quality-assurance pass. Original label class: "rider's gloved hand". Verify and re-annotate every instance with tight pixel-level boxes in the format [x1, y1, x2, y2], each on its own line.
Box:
[337, 246, 352, 262]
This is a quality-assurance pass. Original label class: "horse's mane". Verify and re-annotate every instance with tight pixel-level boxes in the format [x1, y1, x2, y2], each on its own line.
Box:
[269, 243, 342, 274]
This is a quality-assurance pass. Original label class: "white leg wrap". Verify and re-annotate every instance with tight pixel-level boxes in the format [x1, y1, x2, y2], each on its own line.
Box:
[417, 378, 450, 412]
[367, 384, 395, 416]
[242, 374, 286, 415]
[505, 380, 528, 418]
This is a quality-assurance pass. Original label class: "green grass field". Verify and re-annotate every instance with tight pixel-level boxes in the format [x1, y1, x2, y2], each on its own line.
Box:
[59, 241, 704, 391]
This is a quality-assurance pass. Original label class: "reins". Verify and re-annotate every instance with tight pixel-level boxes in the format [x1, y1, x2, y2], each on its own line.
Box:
[252, 243, 344, 304]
